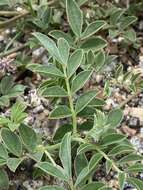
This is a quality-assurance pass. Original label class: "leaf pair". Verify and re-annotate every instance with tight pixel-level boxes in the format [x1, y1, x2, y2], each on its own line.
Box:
[66, 0, 106, 39]
[36, 133, 72, 184]
[49, 90, 97, 119]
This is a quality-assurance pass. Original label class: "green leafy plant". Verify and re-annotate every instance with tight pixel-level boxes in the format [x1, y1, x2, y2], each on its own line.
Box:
[0, 0, 143, 190]
[0, 76, 25, 107]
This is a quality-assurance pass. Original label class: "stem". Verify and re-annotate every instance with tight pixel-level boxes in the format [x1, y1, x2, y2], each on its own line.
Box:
[63, 66, 77, 135]
[69, 182, 76, 190]
[0, 11, 20, 17]
[45, 150, 56, 166]
[0, 11, 29, 28]
[0, 44, 27, 58]
[45, 143, 61, 151]
[94, 146, 121, 173]
[74, 137, 122, 173]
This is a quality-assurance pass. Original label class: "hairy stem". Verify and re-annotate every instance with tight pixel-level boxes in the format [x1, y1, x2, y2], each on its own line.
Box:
[94, 146, 122, 173]
[63, 66, 77, 135]
[45, 150, 56, 166]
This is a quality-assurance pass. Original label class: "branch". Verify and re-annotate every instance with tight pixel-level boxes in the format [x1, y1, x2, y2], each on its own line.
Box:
[0, 44, 27, 58]
[0, 11, 29, 28]
[0, 11, 20, 17]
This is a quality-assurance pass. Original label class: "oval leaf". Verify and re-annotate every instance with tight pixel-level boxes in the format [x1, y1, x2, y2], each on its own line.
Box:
[107, 108, 123, 128]
[59, 133, 71, 179]
[75, 90, 97, 113]
[81, 20, 106, 39]
[1, 128, 22, 157]
[7, 157, 23, 172]
[27, 64, 64, 78]
[36, 162, 67, 181]
[0, 169, 9, 190]
[67, 49, 83, 78]
[71, 70, 92, 93]
[19, 124, 37, 152]
[49, 105, 72, 119]
[127, 177, 143, 190]
[33, 32, 62, 63]
[58, 38, 70, 64]
[81, 37, 107, 52]
[41, 86, 68, 98]
[66, 0, 83, 37]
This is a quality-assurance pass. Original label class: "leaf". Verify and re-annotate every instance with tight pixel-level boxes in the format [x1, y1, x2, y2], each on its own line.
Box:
[71, 70, 93, 93]
[36, 162, 67, 181]
[39, 186, 65, 190]
[110, 9, 124, 26]
[127, 177, 143, 190]
[1, 128, 22, 157]
[118, 172, 126, 190]
[67, 49, 84, 78]
[59, 133, 71, 179]
[101, 133, 126, 146]
[75, 90, 97, 113]
[10, 101, 27, 128]
[66, 0, 83, 37]
[74, 153, 88, 177]
[53, 124, 72, 142]
[7, 157, 23, 172]
[107, 108, 123, 128]
[41, 86, 68, 97]
[81, 37, 107, 52]
[0, 0, 9, 6]
[118, 153, 143, 163]
[0, 76, 13, 95]
[0, 96, 9, 107]
[0, 143, 8, 160]
[49, 30, 74, 47]
[94, 51, 105, 72]
[0, 158, 6, 166]
[77, 0, 88, 6]
[108, 144, 134, 156]
[106, 160, 112, 174]
[7, 84, 25, 98]
[120, 16, 137, 30]
[27, 64, 64, 78]
[0, 169, 9, 189]
[127, 164, 143, 173]
[58, 38, 70, 64]
[49, 105, 72, 119]
[19, 124, 37, 152]
[33, 32, 62, 63]
[88, 153, 103, 171]
[75, 153, 103, 187]
[28, 150, 44, 162]
[81, 21, 106, 39]
[123, 29, 136, 42]
[77, 143, 96, 155]
[81, 182, 105, 190]
[88, 98, 106, 107]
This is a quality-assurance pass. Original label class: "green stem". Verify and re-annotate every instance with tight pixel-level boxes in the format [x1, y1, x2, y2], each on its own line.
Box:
[94, 146, 121, 173]
[45, 143, 61, 151]
[45, 150, 56, 166]
[74, 137, 122, 173]
[63, 66, 77, 135]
